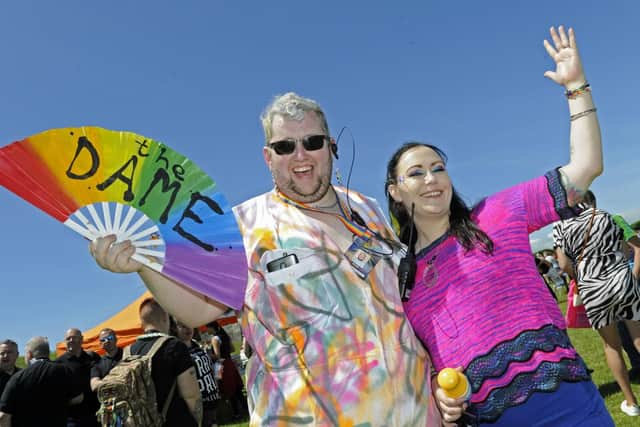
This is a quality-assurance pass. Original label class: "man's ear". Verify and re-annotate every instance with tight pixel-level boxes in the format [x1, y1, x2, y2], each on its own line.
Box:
[329, 137, 338, 159]
[263, 146, 272, 168]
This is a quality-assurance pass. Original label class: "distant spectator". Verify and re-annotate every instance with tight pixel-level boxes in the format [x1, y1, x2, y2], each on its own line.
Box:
[56, 328, 101, 427]
[176, 321, 221, 427]
[543, 251, 569, 290]
[89, 328, 123, 392]
[129, 298, 201, 426]
[207, 321, 233, 360]
[206, 321, 247, 419]
[0, 336, 82, 426]
[239, 336, 252, 371]
[534, 257, 559, 301]
[56, 328, 100, 427]
[0, 340, 20, 397]
[618, 231, 640, 380]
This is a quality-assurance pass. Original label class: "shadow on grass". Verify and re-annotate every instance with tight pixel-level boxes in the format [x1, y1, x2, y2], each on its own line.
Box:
[598, 369, 640, 398]
[598, 380, 622, 398]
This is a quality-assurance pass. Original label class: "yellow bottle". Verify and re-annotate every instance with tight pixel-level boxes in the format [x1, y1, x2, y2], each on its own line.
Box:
[437, 368, 471, 400]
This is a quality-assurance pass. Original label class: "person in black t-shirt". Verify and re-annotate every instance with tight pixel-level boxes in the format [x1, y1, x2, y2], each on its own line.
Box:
[89, 328, 123, 392]
[176, 321, 220, 427]
[0, 336, 82, 427]
[56, 328, 101, 427]
[129, 297, 201, 426]
[0, 340, 21, 398]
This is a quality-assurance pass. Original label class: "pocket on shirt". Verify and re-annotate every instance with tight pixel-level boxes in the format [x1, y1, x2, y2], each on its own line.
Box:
[259, 248, 351, 330]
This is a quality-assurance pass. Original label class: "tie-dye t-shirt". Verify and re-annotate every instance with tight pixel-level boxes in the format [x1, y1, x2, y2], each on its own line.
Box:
[233, 186, 441, 427]
[404, 170, 592, 424]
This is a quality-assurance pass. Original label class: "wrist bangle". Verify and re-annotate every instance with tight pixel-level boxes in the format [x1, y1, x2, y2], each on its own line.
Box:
[570, 107, 597, 122]
[565, 82, 590, 99]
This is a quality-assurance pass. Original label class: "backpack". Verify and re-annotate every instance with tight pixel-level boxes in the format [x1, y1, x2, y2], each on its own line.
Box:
[96, 335, 177, 427]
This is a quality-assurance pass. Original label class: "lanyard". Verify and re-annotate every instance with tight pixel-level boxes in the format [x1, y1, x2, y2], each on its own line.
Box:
[275, 189, 375, 240]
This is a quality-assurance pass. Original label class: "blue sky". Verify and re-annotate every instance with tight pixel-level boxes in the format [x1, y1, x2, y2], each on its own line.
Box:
[1, 1, 639, 350]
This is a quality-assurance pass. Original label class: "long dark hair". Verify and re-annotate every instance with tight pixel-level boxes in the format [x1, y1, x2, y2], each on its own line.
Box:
[385, 142, 494, 255]
[207, 321, 232, 358]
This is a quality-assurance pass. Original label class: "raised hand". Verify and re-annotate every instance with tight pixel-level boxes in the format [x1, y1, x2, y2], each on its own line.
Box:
[543, 26, 586, 89]
[89, 234, 143, 274]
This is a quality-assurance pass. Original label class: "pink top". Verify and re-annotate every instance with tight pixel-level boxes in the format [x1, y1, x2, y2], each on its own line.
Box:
[404, 171, 591, 423]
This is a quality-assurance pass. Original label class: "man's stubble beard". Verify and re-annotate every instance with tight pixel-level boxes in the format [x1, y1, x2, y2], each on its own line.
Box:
[273, 157, 333, 203]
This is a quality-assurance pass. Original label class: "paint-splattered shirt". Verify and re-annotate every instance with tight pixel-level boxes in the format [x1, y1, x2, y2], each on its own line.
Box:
[233, 187, 440, 427]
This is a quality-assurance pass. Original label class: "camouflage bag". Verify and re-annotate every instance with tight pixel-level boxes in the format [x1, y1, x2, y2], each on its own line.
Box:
[96, 335, 176, 426]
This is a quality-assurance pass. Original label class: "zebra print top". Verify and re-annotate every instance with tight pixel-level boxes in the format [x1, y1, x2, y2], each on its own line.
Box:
[553, 207, 640, 329]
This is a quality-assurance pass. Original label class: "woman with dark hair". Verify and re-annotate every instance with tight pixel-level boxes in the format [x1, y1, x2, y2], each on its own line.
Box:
[207, 321, 233, 360]
[206, 321, 247, 420]
[385, 26, 615, 425]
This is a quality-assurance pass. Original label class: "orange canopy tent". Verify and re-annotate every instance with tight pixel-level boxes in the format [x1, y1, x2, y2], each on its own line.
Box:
[56, 291, 237, 356]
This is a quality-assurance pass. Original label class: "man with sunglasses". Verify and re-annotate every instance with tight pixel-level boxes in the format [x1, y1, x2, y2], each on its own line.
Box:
[89, 92, 441, 426]
[89, 329, 122, 392]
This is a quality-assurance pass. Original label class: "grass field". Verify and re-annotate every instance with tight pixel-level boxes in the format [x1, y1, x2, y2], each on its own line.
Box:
[560, 290, 640, 427]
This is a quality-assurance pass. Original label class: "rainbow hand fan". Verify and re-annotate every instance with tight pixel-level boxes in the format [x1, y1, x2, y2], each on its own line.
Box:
[0, 127, 247, 309]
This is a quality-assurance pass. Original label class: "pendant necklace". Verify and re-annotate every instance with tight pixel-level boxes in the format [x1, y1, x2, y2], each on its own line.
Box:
[421, 251, 439, 288]
[419, 232, 448, 288]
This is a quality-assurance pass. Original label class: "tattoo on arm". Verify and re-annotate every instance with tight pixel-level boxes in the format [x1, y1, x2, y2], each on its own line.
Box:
[559, 169, 586, 206]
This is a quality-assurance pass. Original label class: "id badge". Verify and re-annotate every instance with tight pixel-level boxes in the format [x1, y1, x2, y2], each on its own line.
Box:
[345, 236, 382, 279]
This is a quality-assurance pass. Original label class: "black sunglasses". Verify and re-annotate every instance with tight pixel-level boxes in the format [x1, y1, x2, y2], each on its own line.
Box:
[268, 134, 327, 155]
[100, 335, 115, 343]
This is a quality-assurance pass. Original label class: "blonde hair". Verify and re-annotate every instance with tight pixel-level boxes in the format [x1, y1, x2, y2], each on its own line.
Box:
[260, 92, 330, 143]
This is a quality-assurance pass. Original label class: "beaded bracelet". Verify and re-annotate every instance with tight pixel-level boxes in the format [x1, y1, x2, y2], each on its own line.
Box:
[570, 107, 597, 122]
[565, 82, 591, 99]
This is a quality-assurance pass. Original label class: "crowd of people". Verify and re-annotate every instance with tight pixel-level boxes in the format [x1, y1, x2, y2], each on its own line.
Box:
[535, 250, 570, 294]
[1, 24, 640, 426]
[0, 301, 250, 426]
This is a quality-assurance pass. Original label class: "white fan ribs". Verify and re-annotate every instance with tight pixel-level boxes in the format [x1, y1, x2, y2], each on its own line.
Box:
[63, 202, 165, 272]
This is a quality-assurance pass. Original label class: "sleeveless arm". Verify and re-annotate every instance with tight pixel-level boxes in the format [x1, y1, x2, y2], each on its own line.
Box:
[139, 268, 228, 327]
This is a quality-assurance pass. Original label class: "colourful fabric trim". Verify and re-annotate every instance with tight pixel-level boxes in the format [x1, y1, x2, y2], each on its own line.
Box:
[471, 358, 591, 423]
[465, 324, 575, 391]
